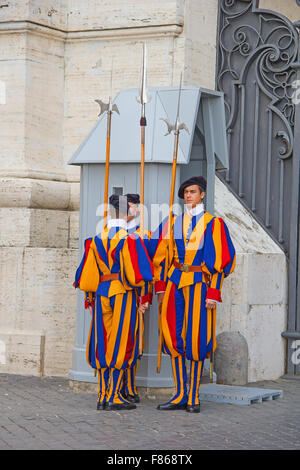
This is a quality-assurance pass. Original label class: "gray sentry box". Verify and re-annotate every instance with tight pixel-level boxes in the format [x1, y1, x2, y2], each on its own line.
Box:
[68, 86, 228, 387]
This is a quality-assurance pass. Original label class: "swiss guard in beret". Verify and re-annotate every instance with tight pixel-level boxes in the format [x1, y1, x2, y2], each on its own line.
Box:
[118, 193, 153, 404]
[74, 194, 153, 411]
[151, 176, 236, 413]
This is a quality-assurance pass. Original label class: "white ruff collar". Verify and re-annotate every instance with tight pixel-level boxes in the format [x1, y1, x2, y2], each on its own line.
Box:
[185, 203, 204, 217]
[107, 218, 127, 230]
[127, 218, 138, 230]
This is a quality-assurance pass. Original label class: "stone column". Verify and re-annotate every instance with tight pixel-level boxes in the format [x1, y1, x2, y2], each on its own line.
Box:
[0, 2, 78, 377]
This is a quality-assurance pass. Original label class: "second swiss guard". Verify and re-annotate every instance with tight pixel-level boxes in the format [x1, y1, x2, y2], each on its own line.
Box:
[151, 176, 236, 413]
[74, 194, 153, 410]
[121, 193, 153, 403]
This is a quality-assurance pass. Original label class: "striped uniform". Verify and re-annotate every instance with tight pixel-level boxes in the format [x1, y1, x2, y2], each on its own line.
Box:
[122, 224, 153, 400]
[74, 224, 153, 406]
[151, 210, 236, 406]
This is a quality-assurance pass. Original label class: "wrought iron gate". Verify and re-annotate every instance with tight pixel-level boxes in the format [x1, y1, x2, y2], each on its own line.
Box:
[216, 0, 300, 377]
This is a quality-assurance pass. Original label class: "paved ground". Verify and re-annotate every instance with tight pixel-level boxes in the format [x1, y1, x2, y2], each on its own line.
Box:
[0, 373, 299, 450]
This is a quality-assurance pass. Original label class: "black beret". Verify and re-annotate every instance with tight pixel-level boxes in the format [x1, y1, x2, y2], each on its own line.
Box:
[125, 193, 140, 204]
[109, 194, 130, 214]
[178, 176, 207, 199]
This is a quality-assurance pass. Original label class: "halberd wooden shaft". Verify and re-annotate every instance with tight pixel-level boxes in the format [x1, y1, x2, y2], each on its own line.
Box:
[156, 72, 188, 374]
[137, 43, 149, 359]
[156, 304, 163, 373]
[138, 123, 146, 357]
[140, 125, 145, 234]
[103, 112, 112, 229]
[157, 132, 179, 373]
[210, 308, 215, 380]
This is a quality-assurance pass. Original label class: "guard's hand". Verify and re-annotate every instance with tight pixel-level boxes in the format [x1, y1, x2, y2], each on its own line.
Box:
[139, 302, 149, 313]
[206, 299, 216, 309]
[157, 293, 165, 306]
[88, 305, 93, 316]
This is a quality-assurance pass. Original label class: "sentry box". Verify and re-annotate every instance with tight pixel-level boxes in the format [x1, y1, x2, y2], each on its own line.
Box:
[68, 86, 228, 388]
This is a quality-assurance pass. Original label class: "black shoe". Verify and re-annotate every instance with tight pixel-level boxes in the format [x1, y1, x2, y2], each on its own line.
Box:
[157, 402, 187, 411]
[96, 401, 106, 410]
[127, 394, 140, 403]
[106, 402, 137, 411]
[186, 404, 200, 413]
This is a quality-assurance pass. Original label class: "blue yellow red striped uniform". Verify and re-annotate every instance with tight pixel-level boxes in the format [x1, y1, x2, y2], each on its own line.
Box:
[122, 224, 153, 400]
[74, 224, 153, 405]
[151, 210, 236, 406]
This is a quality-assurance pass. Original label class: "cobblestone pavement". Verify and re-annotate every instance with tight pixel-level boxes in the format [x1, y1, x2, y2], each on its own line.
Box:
[0, 373, 299, 450]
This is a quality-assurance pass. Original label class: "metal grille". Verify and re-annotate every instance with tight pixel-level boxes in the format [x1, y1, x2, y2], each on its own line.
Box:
[216, 0, 300, 376]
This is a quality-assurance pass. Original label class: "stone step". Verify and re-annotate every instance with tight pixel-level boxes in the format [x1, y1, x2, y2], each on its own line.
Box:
[199, 384, 283, 405]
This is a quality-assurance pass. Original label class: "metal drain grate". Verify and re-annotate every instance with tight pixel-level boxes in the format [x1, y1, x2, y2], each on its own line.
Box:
[199, 384, 283, 405]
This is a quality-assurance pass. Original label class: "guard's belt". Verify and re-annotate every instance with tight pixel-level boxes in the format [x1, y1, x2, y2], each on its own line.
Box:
[100, 273, 119, 282]
[173, 261, 203, 273]
[172, 261, 211, 285]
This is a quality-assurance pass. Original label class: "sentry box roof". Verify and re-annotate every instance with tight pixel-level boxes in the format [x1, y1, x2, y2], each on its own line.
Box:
[68, 86, 228, 169]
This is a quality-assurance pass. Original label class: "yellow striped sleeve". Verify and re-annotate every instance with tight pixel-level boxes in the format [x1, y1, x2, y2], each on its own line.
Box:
[79, 242, 100, 293]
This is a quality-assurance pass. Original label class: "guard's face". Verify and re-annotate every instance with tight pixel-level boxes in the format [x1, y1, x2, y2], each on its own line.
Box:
[184, 185, 205, 207]
[128, 202, 140, 220]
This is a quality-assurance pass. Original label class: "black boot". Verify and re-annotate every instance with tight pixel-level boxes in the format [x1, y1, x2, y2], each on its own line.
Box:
[186, 404, 200, 413]
[106, 402, 136, 411]
[157, 356, 187, 411]
[96, 401, 106, 410]
[157, 402, 187, 411]
[127, 394, 140, 403]
[106, 368, 137, 411]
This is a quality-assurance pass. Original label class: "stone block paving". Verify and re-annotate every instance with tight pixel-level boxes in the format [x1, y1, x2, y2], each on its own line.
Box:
[0, 373, 299, 450]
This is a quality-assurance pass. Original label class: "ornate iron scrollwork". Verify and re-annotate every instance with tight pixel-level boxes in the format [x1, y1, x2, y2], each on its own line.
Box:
[218, 0, 298, 133]
[216, 0, 298, 248]
[217, 0, 300, 376]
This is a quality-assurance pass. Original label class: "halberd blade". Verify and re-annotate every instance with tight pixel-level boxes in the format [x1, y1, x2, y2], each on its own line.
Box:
[95, 99, 109, 117]
[160, 118, 175, 136]
[160, 73, 189, 135]
[136, 42, 151, 111]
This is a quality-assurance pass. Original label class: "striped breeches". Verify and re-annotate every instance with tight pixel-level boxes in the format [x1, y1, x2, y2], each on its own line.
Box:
[161, 280, 216, 361]
[86, 290, 139, 370]
[168, 355, 204, 406]
[121, 307, 146, 398]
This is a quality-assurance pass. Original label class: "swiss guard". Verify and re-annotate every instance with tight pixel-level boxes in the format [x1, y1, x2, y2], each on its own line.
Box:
[151, 176, 236, 412]
[121, 193, 153, 403]
[74, 195, 153, 410]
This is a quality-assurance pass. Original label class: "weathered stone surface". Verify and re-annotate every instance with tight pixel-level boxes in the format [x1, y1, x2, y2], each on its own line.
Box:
[215, 331, 249, 385]
[216, 251, 287, 382]
[0, 0, 289, 383]
[69, 211, 79, 249]
[213, 177, 287, 382]
[214, 177, 283, 254]
[247, 253, 288, 305]
[245, 304, 287, 381]
[0, 330, 45, 376]
[260, 0, 299, 22]
[184, 0, 219, 88]
[0, 247, 77, 377]
[0, 208, 72, 248]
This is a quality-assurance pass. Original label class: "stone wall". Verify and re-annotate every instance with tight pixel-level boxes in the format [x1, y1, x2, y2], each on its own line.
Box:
[0, 0, 292, 381]
[214, 178, 287, 382]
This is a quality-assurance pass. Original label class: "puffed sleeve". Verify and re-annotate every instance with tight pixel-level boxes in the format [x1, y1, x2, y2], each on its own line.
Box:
[77, 239, 100, 294]
[149, 215, 173, 294]
[137, 230, 154, 304]
[74, 238, 96, 309]
[203, 217, 236, 302]
[120, 233, 153, 288]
